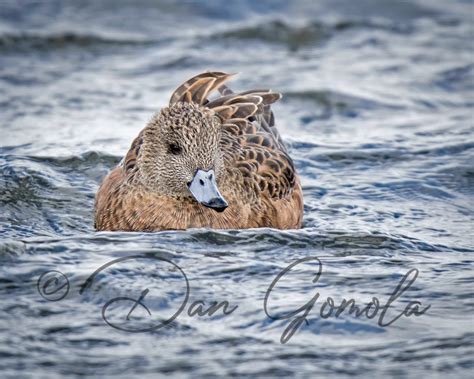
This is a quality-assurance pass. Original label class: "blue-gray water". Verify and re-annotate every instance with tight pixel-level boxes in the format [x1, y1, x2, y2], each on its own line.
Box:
[1, 0, 473, 378]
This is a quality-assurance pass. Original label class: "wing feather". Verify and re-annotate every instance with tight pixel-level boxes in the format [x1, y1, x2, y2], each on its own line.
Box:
[169, 71, 295, 200]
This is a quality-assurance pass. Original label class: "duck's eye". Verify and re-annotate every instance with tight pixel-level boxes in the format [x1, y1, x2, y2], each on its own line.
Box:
[168, 143, 182, 155]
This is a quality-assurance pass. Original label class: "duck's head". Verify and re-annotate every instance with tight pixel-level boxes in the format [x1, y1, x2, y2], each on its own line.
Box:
[139, 102, 228, 212]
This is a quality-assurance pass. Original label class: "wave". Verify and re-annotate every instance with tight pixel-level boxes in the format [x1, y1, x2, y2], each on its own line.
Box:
[0, 32, 158, 52]
[212, 19, 413, 50]
[284, 89, 404, 114]
[1, 150, 121, 170]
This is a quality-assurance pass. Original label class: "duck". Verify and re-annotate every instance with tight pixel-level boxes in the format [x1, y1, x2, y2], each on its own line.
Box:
[95, 71, 303, 231]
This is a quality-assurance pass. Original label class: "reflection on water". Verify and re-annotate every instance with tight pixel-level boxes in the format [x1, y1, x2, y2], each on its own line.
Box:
[1, 0, 473, 377]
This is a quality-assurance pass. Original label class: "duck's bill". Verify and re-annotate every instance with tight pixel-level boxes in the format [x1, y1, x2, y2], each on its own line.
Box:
[187, 169, 228, 213]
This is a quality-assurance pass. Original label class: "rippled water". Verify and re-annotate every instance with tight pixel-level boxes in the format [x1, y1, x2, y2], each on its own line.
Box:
[1, 0, 473, 377]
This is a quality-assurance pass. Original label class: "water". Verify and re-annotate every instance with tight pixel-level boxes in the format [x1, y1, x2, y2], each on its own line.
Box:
[1, 0, 473, 377]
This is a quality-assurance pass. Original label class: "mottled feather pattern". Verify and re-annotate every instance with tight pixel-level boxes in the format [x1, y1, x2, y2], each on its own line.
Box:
[123, 131, 143, 177]
[95, 71, 303, 231]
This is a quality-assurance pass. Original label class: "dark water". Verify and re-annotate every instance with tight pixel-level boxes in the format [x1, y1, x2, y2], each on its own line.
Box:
[1, 0, 473, 377]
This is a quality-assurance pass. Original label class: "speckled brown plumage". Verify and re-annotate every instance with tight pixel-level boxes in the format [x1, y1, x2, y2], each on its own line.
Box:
[95, 72, 303, 231]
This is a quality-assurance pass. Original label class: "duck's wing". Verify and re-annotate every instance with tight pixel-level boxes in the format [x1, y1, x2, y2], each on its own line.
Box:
[212, 86, 296, 201]
[169, 72, 236, 106]
[120, 130, 144, 183]
[209, 84, 286, 152]
[220, 115, 297, 200]
[168, 71, 296, 200]
[213, 90, 296, 200]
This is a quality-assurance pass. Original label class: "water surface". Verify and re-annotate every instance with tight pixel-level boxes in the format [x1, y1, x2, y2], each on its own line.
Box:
[1, 0, 473, 377]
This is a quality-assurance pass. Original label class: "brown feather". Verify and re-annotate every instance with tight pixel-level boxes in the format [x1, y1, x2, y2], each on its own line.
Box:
[95, 71, 303, 231]
[169, 72, 235, 106]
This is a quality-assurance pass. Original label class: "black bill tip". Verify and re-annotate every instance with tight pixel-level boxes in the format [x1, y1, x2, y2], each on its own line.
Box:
[203, 197, 228, 213]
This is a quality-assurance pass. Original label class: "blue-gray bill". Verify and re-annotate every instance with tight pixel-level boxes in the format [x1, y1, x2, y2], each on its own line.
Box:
[187, 169, 228, 212]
